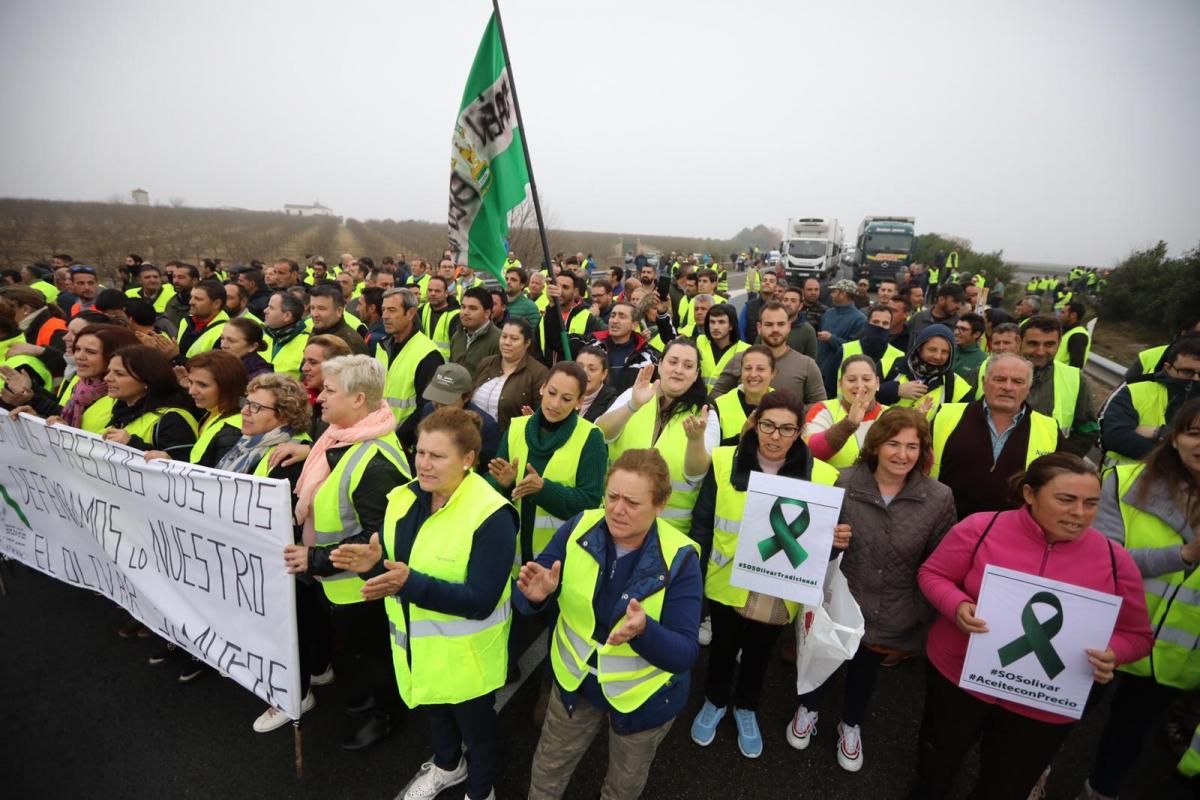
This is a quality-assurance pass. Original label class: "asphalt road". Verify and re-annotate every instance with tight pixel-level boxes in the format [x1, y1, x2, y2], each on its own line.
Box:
[0, 550, 1188, 800]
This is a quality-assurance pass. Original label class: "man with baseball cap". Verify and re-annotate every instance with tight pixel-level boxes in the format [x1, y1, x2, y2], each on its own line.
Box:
[397, 363, 500, 467]
[816, 279, 868, 395]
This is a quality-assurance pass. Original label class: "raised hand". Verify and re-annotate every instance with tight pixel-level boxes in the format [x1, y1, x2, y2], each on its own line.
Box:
[516, 560, 562, 604]
[330, 532, 384, 574]
[607, 597, 647, 645]
[630, 364, 657, 410]
[846, 393, 870, 426]
[682, 404, 709, 441]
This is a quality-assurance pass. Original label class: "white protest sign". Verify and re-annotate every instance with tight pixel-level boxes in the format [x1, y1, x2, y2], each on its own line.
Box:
[0, 413, 303, 719]
[959, 565, 1122, 720]
[730, 471, 844, 607]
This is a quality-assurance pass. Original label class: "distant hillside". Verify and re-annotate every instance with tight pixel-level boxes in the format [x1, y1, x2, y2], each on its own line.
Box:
[0, 198, 764, 275]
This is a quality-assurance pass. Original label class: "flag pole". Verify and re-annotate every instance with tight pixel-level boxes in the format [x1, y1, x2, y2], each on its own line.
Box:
[490, 0, 572, 361]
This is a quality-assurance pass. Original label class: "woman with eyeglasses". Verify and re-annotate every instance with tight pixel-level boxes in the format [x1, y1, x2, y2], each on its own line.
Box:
[689, 390, 846, 760]
[224, 373, 334, 734]
[596, 338, 719, 537]
[802, 354, 888, 474]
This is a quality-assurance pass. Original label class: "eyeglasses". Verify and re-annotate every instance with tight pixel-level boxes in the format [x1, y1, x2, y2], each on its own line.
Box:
[1168, 364, 1200, 380]
[757, 419, 800, 438]
[239, 397, 278, 414]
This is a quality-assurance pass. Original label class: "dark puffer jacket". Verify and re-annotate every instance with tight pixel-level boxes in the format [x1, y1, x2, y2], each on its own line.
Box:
[836, 462, 957, 653]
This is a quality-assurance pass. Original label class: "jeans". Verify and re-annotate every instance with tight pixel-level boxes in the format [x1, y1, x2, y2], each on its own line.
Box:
[427, 691, 501, 800]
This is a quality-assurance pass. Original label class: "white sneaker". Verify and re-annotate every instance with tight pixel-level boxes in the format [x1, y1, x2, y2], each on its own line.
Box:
[310, 665, 335, 686]
[786, 705, 818, 750]
[836, 721, 863, 772]
[252, 690, 315, 733]
[698, 615, 712, 646]
[400, 756, 468, 800]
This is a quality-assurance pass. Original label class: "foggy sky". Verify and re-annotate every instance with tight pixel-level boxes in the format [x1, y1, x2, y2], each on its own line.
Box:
[2, 0, 1197, 265]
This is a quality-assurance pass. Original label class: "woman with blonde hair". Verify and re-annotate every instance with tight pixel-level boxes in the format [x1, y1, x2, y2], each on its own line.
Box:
[285, 354, 410, 751]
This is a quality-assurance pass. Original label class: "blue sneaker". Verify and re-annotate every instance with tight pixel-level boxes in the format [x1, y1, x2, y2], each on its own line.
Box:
[734, 707, 763, 758]
[690, 700, 726, 746]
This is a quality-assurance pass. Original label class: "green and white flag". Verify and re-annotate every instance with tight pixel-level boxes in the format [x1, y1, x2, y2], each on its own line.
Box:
[448, 13, 530, 283]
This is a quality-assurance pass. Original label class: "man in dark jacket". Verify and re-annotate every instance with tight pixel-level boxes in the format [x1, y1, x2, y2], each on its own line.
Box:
[309, 284, 368, 355]
[584, 302, 658, 394]
[932, 352, 1065, 520]
[1101, 336, 1200, 465]
[907, 282, 964, 344]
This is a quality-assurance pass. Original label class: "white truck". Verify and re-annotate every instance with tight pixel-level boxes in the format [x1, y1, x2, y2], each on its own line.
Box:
[783, 217, 842, 285]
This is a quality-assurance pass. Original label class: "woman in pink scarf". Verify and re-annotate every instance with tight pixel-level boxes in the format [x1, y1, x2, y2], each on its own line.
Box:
[283, 355, 411, 752]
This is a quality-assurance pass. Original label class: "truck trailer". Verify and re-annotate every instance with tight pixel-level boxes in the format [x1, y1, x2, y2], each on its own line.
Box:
[783, 217, 842, 285]
[855, 216, 916, 287]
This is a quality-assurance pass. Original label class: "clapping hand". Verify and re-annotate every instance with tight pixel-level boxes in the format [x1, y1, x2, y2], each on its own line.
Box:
[516, 560, 561, 604]
[330, 532, 384, 574]
[511, 463, 544, 501]
[488, 457, 519, 488]
[607, 597, 647, 645]
[361, 558, 411, 601]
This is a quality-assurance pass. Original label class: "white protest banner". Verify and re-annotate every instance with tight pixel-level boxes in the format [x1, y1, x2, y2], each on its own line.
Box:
[730, 471, 845, 606]
[959, 565, 1122, 720]
[0, 413, 303, 719]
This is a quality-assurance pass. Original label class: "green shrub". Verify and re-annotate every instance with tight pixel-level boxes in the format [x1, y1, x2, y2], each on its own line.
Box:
[1100, 242, 1200, 338]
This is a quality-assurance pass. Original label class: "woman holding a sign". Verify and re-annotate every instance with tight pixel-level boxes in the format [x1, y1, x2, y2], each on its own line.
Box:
[1083, 398, 1200, 800]
[689, 390, 848, 759]
[913, 453, 1152, 800]
[801, 354, 888, 473]
[597, 339, 720, 536]
[102, 345, 198, 459]
[789, 406, 956, 772]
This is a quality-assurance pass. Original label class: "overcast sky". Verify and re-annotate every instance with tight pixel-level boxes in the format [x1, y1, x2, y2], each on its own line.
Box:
[2, 0, 1197, 265]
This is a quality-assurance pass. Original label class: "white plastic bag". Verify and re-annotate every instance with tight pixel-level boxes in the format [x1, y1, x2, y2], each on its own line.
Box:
[794, 556, 865, 694]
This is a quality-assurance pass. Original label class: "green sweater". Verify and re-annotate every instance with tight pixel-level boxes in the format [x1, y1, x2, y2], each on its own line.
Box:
[953, 342, 988, 379]
[486, 410, 608, 562]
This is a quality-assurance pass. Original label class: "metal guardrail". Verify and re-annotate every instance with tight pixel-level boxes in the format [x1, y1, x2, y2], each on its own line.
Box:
[1085, 352, 1127, 390]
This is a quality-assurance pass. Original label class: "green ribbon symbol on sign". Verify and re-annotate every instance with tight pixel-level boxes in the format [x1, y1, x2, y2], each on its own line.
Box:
[758, 497, 810, 569]
[997, 591, 1066, 679]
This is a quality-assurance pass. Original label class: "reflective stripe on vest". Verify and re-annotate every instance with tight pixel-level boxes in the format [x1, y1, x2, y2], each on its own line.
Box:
[382, 473, 513, 706]
[377, 332, 441, 425]
[930, 403, 1059, 479]
[505, 414, 596, 572]
[608, 397, 702, 536]
[313, 435, 411, 605]
[420, 305, 460, 357]
[697, 337, 749, 388]
[1113, 464, 1200, 690]
[549, 508, 698, 712]
[1105, 382, 1168, 468]
[837, 339, 903, 389]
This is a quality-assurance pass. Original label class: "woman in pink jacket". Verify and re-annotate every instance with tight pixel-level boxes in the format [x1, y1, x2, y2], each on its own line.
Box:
[912, 453, 1152, 800]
